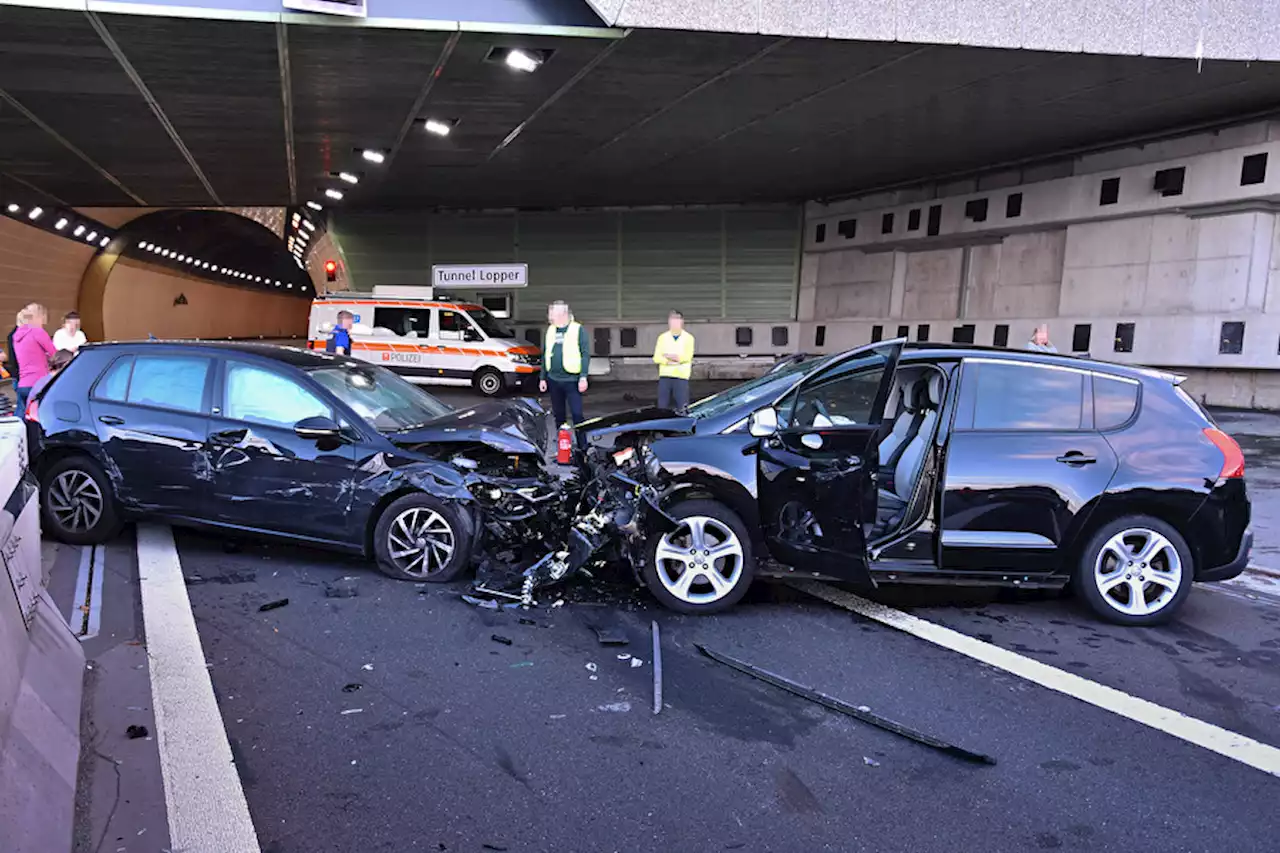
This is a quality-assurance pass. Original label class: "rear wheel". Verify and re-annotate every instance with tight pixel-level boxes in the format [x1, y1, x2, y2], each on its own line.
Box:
[1073, 515, 1193, 626]
[641, 499, 754, 614]
[373, 494, 472, 582]
[40, 456, 121, 545]
[474, 367, 504, 397]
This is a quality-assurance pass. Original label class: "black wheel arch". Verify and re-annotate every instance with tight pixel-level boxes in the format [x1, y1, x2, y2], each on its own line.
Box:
[1062, 489, 1211, 580]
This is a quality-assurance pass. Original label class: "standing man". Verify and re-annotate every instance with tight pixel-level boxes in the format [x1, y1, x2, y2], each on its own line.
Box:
[539, 300, 589, 432]
[53, 311, 86, 352]
[1026, 323, 1058, 353]
[326, 310, 354, 355]
[653, 309, 695, 410]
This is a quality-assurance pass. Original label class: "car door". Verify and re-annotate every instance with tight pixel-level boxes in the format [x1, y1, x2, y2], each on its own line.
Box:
[207, 360, 359, 543]
[756, 341, 904, 584]
[433, 307, 481, 383]
[87, 352, 214, 519]
[940, 358, 1118, 574]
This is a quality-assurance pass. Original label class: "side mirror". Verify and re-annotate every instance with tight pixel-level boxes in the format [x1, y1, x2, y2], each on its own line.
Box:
[749, 407, 779, 438]
[464, 328, 484, 343]
[295, 415, 342, 440]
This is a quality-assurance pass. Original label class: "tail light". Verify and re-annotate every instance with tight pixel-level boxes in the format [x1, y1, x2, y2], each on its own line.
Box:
[24, 397, 38, 422]
[1203, 428, 1244, 479]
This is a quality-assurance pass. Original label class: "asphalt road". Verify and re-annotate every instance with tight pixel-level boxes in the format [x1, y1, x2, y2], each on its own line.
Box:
[164, 384, 1280, 853]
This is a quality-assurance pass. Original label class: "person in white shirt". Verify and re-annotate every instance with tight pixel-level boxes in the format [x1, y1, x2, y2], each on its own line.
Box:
[52, 311, 86, 352]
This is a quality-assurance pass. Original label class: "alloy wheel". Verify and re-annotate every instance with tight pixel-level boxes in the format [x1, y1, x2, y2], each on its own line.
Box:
[479, 372, 501, 395]
[49, 470, 104, 534]
[1093, 527, 1183, 617]
[654, 515, 744, 604]
[386, 508, 456, 578]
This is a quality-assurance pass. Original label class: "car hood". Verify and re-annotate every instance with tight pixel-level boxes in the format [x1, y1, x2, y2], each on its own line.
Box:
[579, 406, 697, 441]
[390, 398, 547, 456]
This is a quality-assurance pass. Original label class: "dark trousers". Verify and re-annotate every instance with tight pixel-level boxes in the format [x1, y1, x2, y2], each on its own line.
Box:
[548, 378, 585, 429]
[14, 386, 29, 416]
[658, 376, 690, 411]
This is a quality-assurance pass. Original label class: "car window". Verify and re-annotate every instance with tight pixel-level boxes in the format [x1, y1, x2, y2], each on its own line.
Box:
[119, 356, 210, 413]
[224, 363, 330, 428]
[781, 353, 890, 429]
[309, 364, 452, 432]
[971, 362, 1083, 430]
[94, 356, 134, 402]
[1094, 375, 1139, 430]
[438, 309, 476, 342]
[373, 307, 429, 339]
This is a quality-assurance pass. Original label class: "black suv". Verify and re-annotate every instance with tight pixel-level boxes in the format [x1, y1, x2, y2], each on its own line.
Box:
[581, 340, 1251, 625]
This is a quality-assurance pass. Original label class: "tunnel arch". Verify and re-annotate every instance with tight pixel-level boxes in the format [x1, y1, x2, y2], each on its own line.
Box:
[79, 208, 315, 342]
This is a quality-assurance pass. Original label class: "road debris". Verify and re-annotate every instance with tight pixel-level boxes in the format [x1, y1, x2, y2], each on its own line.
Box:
[695, 644, 996, 765]
[258, 598, 289, 612]
[361, 663, 374, 671]
[585, 662, 598, 672]
[617, 653, 631, 661]
[491, 634, 514, 646]
[589, 618, 628, 646]
[630, 657, 643, 668]
[125, 725, 149, 739]
[342, 683, 362, 693]
[597, 701, 632, 713]
[509, 661, 534, 668]
[340, 708, 364, 715]
[651, 621, 663, 715]
[863, 756, 881, 767]
[552, 599, 565, 608]
[324, 577, 360, 598]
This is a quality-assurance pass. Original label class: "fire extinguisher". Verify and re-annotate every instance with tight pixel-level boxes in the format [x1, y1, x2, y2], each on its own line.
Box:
[556, 424, 573, 464]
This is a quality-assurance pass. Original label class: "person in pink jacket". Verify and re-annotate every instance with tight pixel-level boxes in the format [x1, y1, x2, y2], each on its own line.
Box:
[14, 303, 56, 414]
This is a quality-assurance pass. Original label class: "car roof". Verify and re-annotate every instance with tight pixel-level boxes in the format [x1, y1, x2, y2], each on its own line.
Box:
[897, 342, 1182, 384]
[312, 296, 482, 310]
[83, 340, 361, 370]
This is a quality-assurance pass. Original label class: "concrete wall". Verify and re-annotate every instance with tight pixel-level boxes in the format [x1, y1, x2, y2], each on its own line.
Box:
[0, 216, 94, 341]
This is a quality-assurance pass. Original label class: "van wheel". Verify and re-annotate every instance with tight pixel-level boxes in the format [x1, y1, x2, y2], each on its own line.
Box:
[41, 456, 121, 545]
[474, 367, 504, 397]
[373, 494, 472, 582]
[1073, 515, 1193, 626]
[641, 499, 755, 614]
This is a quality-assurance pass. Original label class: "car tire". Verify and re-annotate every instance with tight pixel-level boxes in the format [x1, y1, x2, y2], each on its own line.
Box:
[40, 456, 122, 545]
[373, 493, 472, 582]
[1073, 514, 1194, 626]
[641, 499, 755, 615]
[474, 367, 504, 397]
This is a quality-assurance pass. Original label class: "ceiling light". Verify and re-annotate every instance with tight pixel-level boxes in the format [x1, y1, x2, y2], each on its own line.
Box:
[505, 49, 541, 73]
[291, 214, 300, 226]
[55, 218, 68, 230]
[324, 188, 344, 201]
[361, 149, 386, 164]
[422, 118, 453, 137]
[100, 237, 109, 247]
[287, 283, 294, 289]
[74, 225, 86, 236]
[28, 207, 43, 220]
[5, 204, 18, 214]
[152, 246, 162, 254]
[302, 220, 315, 232]
[306, 201, 323, 212]
[86, 231, 98, 242]
[337, 172, 358, 185]
[255, 276, 262, 282]
[202, 262, 210, 269]
[140, 241, 150, 249]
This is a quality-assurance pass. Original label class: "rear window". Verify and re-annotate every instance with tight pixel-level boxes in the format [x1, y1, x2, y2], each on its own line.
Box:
[1093, 375, 1139, 430]
[970, 362, 1084, 430]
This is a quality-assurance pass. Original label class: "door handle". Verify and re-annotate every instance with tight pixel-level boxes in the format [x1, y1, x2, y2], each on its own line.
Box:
[97, 415, 124, 426]
[800, 433, 823, 450]
[210, 428, 248, 445]
[1055, 452, 1097, 465]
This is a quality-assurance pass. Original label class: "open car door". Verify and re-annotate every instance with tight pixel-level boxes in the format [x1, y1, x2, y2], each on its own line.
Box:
[755, 340, 904, 585]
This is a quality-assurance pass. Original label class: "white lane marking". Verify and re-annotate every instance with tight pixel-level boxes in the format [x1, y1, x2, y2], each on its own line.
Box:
[137, 524, 261, 853]
[67, 545, 91, 634]
[85, 544, 104, 640]
[791, 580, 1280, 779]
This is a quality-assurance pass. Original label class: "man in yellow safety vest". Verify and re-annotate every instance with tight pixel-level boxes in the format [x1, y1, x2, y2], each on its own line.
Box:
[539, 300, 589, 432]
[653, 309, 695, 410]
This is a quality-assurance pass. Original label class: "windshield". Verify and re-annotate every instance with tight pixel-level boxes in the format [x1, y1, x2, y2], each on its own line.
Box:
[686, 354, 834, 421]
[466, 308, 515, 339]
[309, 364, 453, 432]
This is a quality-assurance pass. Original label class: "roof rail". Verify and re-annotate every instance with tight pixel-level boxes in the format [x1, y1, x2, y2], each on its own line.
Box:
[315, 291, 446, 301]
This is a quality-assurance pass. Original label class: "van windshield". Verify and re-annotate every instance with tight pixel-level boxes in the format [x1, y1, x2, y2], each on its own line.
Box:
[466, 308, 515, 339]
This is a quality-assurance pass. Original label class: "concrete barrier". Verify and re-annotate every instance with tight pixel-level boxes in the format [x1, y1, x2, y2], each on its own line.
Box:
[0, 419, 83, 853]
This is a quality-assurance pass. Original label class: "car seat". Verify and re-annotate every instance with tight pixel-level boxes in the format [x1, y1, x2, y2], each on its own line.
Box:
[875, 372, 943, 535]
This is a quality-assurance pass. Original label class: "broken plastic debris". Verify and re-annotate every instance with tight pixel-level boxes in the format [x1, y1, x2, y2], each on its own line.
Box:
[125, 724, 149, 739]
[630, 658, 643, 668]
[509, 661, 533, 669]
[585, 662, 598, 672]
[617, 653, 631, 661]
[342, 683, 362, 693]
[258, 598, 289, 612]
[340, 708, 364, 715]
[552, 599, 565, 608]
[549, 714, 567, 719]
[361, 663, 374, 671]
[462, 593, 500, 609]
[491, 634, 513, 646]
[651, 621, 663, 716]
[863, 756, 881, 767]
[597, 701, 631, 713]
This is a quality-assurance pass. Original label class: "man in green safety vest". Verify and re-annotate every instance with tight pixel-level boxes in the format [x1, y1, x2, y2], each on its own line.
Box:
[653, 309, 695, 410]
[539, 300, 590, 434]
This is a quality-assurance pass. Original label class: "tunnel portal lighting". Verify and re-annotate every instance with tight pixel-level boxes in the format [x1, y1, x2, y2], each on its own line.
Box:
[306, 201, 322, 212]
[27, 207, 43, 220]
[5, 203, 18, 214]
[74, 226, 86, 237]
[324, 189, 344, 201]
[337, 172, 358, 185]
[100, 237, 109, 247]
[302, 220, 315, 232]
[55, 218, 68, 230]
[361, 149, 385, 164]
[86, 231, 98, 242]
[505, 49, 541, 73]
[423, 118, 452, 137]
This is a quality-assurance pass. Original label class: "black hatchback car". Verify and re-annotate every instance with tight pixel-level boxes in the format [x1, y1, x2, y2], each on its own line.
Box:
[27, 341, 556, 582]
[579, 340, 1251, 625]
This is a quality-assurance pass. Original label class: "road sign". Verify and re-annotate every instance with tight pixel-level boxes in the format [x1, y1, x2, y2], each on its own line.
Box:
[432, 263, 528, 288]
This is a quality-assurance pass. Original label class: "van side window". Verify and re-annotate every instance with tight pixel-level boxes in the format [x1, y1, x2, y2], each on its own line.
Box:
[373, 307, 429, 338]
[1094, 375, 1139, 430]
[971, 362, 1083, 430]
[438, 310, 475, 342]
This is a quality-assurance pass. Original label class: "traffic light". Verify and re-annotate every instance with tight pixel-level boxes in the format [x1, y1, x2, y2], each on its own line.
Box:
[324, 260, 337, 283]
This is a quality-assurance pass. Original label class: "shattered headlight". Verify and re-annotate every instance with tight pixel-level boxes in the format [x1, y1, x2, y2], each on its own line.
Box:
[643, 445, 662, 479]
[467, 482, 506, 502]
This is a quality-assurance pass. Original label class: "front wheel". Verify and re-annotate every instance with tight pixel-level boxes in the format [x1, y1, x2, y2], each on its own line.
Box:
[641, 499, 755, 614]
[1073, 515, 1194, 626]
[474, 367, 504, 397]
[373, 494, 472, 582]
[40, 456, 122, 545]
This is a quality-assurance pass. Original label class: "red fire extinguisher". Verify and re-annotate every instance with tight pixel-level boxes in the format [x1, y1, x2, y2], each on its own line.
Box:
[556, 424, 573, 464]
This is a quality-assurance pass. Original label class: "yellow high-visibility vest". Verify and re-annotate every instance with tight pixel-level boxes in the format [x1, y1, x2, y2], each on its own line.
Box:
[545, 321, 584, 375]
[653, 330, 695, 380]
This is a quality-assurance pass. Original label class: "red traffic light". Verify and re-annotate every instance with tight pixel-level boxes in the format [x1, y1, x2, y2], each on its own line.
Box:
[324, 259, 337, 282]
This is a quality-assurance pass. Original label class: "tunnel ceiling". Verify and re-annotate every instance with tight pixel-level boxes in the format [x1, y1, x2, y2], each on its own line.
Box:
[4, 7, 1280, 211]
